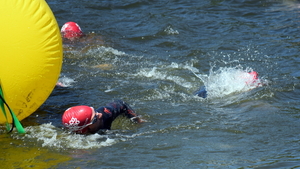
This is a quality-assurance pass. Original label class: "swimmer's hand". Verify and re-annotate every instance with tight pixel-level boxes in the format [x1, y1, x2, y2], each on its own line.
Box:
[56, 82, 65, 87]
[130, 116, 146, 123]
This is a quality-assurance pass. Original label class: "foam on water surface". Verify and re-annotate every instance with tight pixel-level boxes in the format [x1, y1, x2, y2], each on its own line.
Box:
[192, 65, 268, 99]
[13, 123, 136, 149]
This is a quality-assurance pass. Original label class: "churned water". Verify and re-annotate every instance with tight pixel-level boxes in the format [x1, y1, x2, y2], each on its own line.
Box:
[1, 0, 300, 168]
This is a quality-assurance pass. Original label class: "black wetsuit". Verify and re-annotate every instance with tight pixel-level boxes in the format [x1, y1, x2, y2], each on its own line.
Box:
[95, 100, 138, 130]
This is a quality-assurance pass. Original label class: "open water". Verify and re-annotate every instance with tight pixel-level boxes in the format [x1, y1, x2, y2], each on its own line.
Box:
[2, 0, 300, 168]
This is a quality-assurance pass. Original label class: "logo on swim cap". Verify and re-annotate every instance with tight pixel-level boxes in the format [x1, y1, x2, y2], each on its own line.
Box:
[62, 105, 93, 133]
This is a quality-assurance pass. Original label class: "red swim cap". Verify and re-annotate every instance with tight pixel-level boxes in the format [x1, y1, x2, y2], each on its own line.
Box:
[248, 71, 258, 80]
[246, 71, 259, 85]
[62, 105, 93, 134]
[61, 22, 83, 39]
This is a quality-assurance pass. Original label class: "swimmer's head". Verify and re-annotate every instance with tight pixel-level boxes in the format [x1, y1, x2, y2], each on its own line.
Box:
[61, 22, 83, 40]
[248, 71, 258, 80]
[246, 71, 259, 85]
[62, 105, 95, 134]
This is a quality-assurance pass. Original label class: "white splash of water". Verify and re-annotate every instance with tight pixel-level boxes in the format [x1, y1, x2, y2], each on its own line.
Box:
[192, 65, 267, 99]
[57, 76, 76, 87]
[20, 123, 119, 149]
[164, 26, 179, 35]
[86, 46, 126, 56]
[135, 62, 193, 88]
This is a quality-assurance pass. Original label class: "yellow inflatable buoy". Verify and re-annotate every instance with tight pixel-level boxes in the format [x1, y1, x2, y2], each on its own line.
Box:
[0, 0, 62, 123]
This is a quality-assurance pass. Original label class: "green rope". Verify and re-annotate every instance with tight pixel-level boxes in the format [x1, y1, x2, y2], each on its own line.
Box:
[0, 81, 25, 134]
[0, 90, 11, 131]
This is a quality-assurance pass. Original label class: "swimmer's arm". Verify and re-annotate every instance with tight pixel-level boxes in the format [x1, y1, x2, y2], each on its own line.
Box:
[107, 100, 145, 123]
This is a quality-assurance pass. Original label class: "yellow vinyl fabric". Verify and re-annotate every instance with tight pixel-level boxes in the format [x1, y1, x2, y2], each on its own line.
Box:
[0, 0, 63, 123]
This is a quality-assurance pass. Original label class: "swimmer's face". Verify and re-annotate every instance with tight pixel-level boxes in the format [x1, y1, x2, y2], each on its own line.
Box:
[84, 109, 103, 134]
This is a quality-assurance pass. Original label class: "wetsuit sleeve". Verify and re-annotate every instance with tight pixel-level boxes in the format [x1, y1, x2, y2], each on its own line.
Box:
[95, 100, 138, 130]
[194, 86, 207, 98]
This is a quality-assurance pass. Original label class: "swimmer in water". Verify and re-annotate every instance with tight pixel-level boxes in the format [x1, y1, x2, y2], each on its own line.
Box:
[60, 21, 104, 45]
[62, 100, 144, 134]
[56, 22, 110, 87]
[194, 71, 260, 98]
[55, 22, 84, 87]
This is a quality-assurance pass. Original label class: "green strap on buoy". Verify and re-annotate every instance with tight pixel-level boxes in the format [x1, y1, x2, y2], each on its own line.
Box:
[0, 80, 25, 134]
